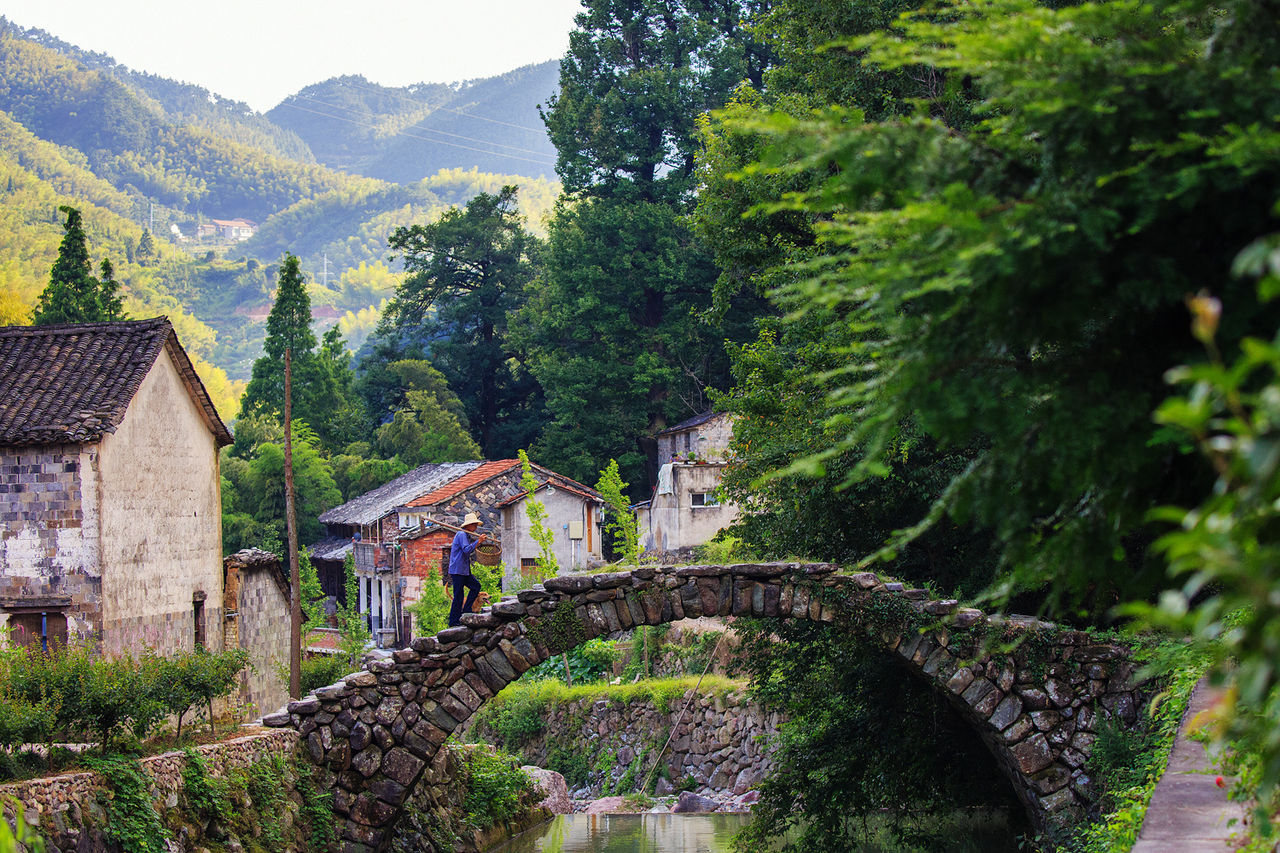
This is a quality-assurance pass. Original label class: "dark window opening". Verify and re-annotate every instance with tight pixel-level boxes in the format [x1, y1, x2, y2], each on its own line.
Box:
[193, 599, 206, 649]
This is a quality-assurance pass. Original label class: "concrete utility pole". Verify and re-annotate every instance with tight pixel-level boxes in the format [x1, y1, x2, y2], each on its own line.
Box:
[321, 254, 330, 289]
[285, 346, 302, 699]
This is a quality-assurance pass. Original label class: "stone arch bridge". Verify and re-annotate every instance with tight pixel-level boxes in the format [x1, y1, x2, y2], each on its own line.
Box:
[264, 563, 1147, 852]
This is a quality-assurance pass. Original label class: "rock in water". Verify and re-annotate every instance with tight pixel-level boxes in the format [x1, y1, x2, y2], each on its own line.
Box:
[523, 766, 573, 814]
[671, 791, 720, 813]
[584, 796, 628, 814]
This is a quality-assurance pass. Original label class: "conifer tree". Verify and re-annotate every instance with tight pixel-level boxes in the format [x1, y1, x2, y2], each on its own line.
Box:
[240, 254, 359, 452]
[241, 253, 318, 421]
[33, 206, 126, 325]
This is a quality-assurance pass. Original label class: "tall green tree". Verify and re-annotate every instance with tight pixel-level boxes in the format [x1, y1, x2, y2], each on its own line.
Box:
[711, 0, 1280, 620]
[383, 187, 543, 458]
[522, 0, 773, 491]
[240, 253, 360, 453]
[33, 206, 126, 325]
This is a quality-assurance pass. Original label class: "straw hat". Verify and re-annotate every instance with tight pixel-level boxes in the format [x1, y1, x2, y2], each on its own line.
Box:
[461, 512, 482, 528]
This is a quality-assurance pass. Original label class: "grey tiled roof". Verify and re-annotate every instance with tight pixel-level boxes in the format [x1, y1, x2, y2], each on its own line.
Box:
[0, 317, 232, 447]
[317, 461, 484, 527]
[656, 410, 724, 436]
[308, 538, 354, 562]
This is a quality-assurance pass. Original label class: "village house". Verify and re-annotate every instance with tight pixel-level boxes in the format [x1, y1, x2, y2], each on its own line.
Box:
[196, 218, 257, 241]
[0, 318, 233, 655]
[636, 411, 740, 556]
[313, 459, 604, 647]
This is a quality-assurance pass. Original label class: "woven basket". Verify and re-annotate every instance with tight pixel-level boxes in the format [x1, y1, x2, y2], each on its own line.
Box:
[474, 541, 502, 566]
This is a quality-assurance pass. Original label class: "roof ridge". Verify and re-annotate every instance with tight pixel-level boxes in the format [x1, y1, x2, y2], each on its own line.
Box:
[0, 317, 170, 337]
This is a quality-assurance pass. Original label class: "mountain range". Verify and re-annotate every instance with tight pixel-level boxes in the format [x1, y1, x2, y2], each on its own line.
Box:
[0, 16, 562, 405]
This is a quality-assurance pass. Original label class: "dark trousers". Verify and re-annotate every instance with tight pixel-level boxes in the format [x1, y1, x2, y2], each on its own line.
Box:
[448, 573, 482, 627]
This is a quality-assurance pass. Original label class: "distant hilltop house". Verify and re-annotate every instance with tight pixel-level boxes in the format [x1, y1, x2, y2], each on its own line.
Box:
[195, 217, 257, 241]
[0, 318, 233, 655]
[637, 411, 740, 556]
[313, 459, 604, 647]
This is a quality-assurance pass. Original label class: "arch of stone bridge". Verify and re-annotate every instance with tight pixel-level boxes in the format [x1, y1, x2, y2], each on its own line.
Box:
[266, 563, 1146, 852]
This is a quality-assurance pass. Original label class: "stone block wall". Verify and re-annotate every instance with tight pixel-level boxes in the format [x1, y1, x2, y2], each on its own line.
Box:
[234, 554, 291, 718]
[0, 729, 301, 853]
[0, 443, 102, 643]
[477, 687, 780, 798]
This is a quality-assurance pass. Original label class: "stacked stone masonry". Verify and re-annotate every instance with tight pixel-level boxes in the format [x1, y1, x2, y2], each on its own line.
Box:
[0, 729, 299, 852]
[264, 563, 1149, 853]
[486, 689, 780, 797]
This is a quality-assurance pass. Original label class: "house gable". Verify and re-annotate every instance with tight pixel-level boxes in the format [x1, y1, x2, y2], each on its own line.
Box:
[0, 317, 232, 448]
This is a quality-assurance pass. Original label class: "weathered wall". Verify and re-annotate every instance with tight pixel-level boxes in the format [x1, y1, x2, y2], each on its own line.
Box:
[640, 463, 739, 553]
[97, 348, 224, 656]
[0, 729, 304, 853]
[501, 488, 601, 583]
[0, 443, 102, 643]
[656, 414, 733, 464]
[478, 687, 779, 798]
[237, 561, 291, 717]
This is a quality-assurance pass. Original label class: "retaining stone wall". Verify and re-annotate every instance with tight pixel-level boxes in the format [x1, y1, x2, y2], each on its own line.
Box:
[387, 744, 550, 853]
[0, 729, 302, 852]
[475, 687, 779, 798]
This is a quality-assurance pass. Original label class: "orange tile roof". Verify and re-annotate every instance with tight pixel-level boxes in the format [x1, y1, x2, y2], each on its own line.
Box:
[404, 459, 522, 507]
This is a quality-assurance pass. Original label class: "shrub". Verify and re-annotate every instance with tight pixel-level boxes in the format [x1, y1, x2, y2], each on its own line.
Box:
[84, 754, 168, 853]
[457, 746, 534, 831]
[300, 653, 351, 695]
[471, 685, 548, 750]
[526, 638, 618, 684]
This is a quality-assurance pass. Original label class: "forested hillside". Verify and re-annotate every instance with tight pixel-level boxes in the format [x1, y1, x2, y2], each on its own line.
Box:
[0, 17, 559, 387]
[268, 62, 559, 182]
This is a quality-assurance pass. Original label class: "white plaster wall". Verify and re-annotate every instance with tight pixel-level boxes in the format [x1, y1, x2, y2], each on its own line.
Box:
[502, 491, 601, 583]
[97, 349, 224, 656]
[640, 463, 739, 552]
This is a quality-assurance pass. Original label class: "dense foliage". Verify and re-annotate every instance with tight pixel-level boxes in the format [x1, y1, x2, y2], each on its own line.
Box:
[0, 642, 248, 766]
[383, 187, 543, 458]
[708, 0, 1280, 618]
[733, 618, 1025, 851]
[690, 0, 1280, 839]
[518, 0, 776, 492]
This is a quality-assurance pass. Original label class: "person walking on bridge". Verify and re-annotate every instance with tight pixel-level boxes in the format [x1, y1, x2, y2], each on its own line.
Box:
[447, 512, 489, 627]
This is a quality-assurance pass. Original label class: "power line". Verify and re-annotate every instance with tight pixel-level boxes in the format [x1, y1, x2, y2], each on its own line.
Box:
[277, 101, 557, 168]
[288, 92, 557, 162]
[340, 77, 551, 135]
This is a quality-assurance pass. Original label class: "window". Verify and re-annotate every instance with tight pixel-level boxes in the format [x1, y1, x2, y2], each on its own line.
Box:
[193, 598, 206, 648]
[691, 492, 720, 508]
[8, 610, 68, 652]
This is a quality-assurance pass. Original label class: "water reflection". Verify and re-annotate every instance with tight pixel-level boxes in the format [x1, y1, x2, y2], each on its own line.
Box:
[490, 813, 752, 853]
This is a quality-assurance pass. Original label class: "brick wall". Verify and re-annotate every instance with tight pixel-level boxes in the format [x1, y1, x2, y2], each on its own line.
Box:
[401, 530, 451, 583]
[236, 561, 291, 717]
[0, 443, 103, 643]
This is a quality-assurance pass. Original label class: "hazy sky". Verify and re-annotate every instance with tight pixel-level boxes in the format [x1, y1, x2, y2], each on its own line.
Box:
[0, 0, 583, 112]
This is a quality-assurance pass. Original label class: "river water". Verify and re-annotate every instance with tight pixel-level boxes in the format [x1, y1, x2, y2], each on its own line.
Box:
[485, 810, 1023, 853]
[488, 813, 754, 853]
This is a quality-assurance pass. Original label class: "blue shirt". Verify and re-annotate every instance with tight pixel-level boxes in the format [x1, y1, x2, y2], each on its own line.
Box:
[448, 529, 478, 575]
